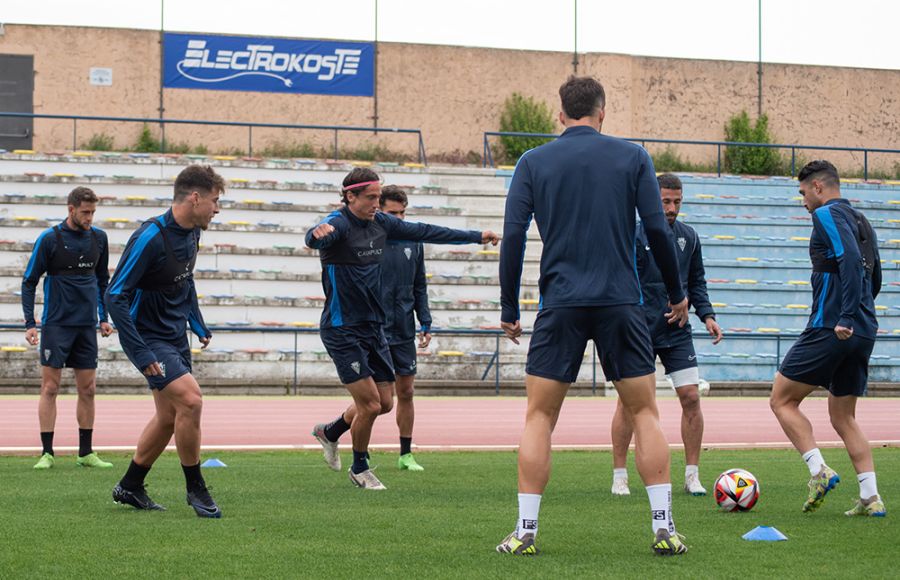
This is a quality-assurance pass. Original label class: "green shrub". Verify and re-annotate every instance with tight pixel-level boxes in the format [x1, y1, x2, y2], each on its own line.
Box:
[80, 133, 116, 151]
[723, 111, 784, 175]
[430, 149, 483, 166]
[259, 141, 318, 158]
[650, 146, 716, 174]
[339, 142, 411, 163]
[133, 124, 161, 153]
[498, 93, 555, 164]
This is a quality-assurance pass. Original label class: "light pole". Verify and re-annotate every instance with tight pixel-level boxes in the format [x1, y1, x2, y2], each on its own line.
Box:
[373, 0, 379, 133]
[572, 0, 579, 74]
[159, 0, 166, 151]
[757, 0, 763, 116]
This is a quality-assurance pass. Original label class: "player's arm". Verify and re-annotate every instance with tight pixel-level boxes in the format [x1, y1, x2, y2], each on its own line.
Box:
[105, 228, 160, 371]
[688, 235, 715, 322]
[688, 235, 722, 343]
[413, 242, 433, 345]
[499, 154, 533, 342]
[382, 212, 495, 245]
[634, 150, 686, 315]
[21, 231, 51, 343]
[94, 231, 112, 335]
[187, 277, 211, 347]
[304, 213, 347, 249]
[871, 237, 882, 300]
[814, 206, 862, 330]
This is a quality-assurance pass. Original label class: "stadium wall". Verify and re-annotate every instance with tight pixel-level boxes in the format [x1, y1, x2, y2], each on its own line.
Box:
[2, 24, 900, 168]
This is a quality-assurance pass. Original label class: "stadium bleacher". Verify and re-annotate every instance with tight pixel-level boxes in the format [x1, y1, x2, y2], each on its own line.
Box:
[0, 150, 897, 391]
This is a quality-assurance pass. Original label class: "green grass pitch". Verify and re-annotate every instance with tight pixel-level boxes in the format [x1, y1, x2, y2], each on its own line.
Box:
[1, 448, 895, 578]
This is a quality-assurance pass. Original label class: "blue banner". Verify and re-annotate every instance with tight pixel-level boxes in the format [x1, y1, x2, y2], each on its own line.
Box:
[164, 33, 374, 96]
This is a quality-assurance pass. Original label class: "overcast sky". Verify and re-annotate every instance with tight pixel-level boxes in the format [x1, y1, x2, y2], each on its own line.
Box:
[6, 0, 899, 71]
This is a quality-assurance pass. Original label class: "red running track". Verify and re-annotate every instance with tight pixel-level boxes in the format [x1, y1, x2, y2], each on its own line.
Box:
[1, 396, 898, 453]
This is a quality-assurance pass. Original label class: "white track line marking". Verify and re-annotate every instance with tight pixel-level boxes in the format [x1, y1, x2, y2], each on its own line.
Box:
[2, 440, 899, 453]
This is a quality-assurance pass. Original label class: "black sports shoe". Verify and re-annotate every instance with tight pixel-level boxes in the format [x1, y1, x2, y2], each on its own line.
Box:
[186, 485, 222, 518]
[112, 483, 166, 511]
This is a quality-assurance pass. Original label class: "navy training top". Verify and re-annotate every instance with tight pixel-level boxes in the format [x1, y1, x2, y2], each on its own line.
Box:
[381, 239, 431, 344]
[636, 220, 715, 347]
[21, 220, 110, 329]
[305, 205, 481, 329]
[807, 198, 881, 338]
[500, 125, 684, 323]
[105, 209, 210, 371]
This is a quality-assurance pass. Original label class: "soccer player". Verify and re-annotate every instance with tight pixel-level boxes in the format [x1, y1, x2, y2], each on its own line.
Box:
[610, 173, 723, 497]
[22, 186, 113, 470]
[379, 185, 431, 471]
[496, 76, 690, 556]
[769, 160, 885, 516]
[309, 168, 498, 490]
[106, 165, 223, 518]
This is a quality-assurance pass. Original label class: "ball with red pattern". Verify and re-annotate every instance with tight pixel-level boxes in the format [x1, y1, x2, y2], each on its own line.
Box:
[714, 468, 760, 512]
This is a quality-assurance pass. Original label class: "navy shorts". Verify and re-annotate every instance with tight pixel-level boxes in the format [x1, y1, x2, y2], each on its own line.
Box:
[40, 325, 98, 369]
[526, 305, 655, 383]
[321, 323, 395, 385]
[779, 328, 875, 397]
[143, 335, 192, 390]
[389, 341, 418, 376]
[655, 331, 698, 375]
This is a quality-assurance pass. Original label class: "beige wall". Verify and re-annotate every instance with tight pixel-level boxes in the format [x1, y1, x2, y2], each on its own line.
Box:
[3, 24, 900, 169]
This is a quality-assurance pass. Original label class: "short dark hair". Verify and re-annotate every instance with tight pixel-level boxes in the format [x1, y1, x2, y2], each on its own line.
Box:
[798, 160, 840, 188]
[67, 186, 98, 207]
[341, 167, 380, 204]
[379, 185, 408, 207]
[657, 173, 683, 191]
[559, 76, 605, 120]
[174, 165, 226, 201]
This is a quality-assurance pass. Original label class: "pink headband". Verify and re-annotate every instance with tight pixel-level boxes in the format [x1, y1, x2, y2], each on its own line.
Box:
[342, 180, 379, 192]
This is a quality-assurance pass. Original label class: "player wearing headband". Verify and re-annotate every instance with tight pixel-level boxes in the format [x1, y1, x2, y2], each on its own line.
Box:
[308, 168, 499, 490]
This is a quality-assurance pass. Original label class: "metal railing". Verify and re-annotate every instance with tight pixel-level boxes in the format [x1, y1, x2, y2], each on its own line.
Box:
[0, 112, 428, 165]
[483, 131, 900, 179]
[2, 323, 896, 395]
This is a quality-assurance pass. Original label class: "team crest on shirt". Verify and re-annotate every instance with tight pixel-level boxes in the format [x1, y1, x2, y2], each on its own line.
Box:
[350, 361, 361, 374]
[677, 237, 686, 251]
[404, 247, 412, 260]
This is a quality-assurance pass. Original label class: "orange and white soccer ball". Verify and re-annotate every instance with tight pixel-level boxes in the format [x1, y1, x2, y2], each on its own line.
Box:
[714, 468, 760, 512]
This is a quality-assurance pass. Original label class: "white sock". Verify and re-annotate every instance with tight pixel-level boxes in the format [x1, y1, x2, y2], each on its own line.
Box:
[685, 464, 699, 479]
[646, 484, 674, 535]
[802, 448, 825, 476]
[858, 472, 878, 500]
[613, 468, 628, 481]
[517, 493, 542, 537]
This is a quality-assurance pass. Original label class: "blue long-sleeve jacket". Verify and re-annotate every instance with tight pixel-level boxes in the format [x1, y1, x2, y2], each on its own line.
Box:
[21, 221, 109, 329]
[499, 125, 684, 323]
[305, 205, 480, 329]
[807, 199, 880, 338]
[636, 220, 715, 347]
[105, 210, 210, 371]
[381, 240, 431, 344]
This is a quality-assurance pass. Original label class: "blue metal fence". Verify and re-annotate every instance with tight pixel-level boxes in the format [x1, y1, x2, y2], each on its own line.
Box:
[1, 323, 896, 395]
[0, 112, 428, 165]
[482, 131, 900, 179]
